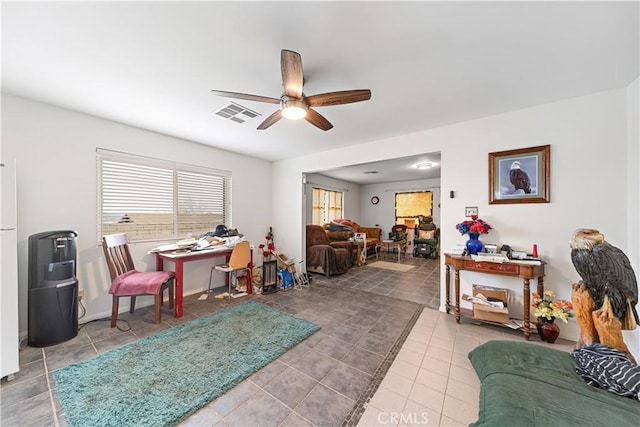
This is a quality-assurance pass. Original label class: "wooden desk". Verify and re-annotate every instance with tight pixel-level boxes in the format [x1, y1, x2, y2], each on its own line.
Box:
[156, 247, 253, 318]
[444, 254, 545, 340]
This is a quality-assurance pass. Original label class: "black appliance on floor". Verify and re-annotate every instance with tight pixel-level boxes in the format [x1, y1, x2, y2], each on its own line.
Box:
[28, 230, 79, 347]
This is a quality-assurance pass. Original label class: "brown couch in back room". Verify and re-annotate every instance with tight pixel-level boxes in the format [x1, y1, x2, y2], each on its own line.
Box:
[305, 225, 354, 277]
[323, 219, 382, 248]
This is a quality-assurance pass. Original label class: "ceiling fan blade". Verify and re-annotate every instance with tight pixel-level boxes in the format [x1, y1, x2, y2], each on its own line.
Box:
[307, 89, 372, 107]
[305, 108, 333, 131]
[257, 110, 283, 130]
[211, 90, 280, 104]
[281, 50, 304, 99]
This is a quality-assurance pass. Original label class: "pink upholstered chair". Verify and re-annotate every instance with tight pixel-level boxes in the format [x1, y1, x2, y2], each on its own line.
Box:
[102, 233, 175, 327]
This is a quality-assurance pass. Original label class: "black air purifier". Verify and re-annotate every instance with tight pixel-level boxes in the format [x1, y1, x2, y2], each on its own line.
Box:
[28, 230, 79, 347]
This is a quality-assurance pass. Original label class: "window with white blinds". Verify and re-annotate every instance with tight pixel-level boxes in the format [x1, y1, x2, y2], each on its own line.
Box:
[311, 187, 343, 225]
[97, 149, 230, 243]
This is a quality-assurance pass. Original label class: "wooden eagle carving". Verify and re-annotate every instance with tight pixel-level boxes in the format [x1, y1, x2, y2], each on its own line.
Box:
[570, 229, 638, 331]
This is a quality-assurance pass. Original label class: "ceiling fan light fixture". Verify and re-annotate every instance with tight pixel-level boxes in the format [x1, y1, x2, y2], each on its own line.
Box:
[281, 98, 308, 120]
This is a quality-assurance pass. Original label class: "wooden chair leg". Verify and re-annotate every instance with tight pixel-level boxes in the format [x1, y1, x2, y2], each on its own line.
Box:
[130, 296, 137, 314]
[111, 295, 119, 328]
[154, 294, 162, 324]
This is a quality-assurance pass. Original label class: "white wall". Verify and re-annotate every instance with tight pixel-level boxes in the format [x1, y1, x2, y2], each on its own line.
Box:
[272, 87, 639, 359]
[1, 94, 273, 333]
[626, 78, 640, 357]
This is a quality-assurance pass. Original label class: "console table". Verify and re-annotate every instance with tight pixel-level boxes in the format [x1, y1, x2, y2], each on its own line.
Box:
[444, 253, 545, 340]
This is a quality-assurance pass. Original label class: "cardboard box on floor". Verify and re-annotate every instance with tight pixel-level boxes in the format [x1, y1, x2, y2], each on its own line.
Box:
[472, 285, 509, 324]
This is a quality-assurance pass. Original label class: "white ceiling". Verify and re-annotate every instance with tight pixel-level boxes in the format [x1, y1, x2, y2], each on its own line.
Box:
[2, 1, 638, 183]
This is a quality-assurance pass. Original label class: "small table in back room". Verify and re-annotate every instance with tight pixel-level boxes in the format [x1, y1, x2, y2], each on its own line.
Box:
[375, 239, 408, 263]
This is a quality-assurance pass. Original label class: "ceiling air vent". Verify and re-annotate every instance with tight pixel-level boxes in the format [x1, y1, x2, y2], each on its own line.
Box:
[214, 102, 261, 124]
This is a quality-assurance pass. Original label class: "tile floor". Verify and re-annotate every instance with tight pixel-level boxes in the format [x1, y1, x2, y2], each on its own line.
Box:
[1, 256, 575, 426]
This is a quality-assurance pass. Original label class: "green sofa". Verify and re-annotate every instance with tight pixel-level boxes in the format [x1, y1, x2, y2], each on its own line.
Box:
[468, 341, 640, 426]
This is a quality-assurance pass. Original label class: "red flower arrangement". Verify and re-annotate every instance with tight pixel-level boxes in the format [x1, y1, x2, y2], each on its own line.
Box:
[258, 227, 276, 260]
[455, 215, 492, 235]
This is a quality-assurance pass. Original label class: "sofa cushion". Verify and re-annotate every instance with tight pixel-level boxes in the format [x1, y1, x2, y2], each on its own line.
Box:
[468, 341, 640, 427]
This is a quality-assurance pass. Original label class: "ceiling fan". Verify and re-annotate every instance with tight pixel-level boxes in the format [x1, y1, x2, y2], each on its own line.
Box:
[211, 49, 371, 131]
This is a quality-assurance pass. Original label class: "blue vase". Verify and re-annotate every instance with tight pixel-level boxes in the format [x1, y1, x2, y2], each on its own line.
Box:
[466, 233, 484, 255]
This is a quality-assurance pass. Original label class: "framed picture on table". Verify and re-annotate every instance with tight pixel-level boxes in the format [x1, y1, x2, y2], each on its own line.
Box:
[489, 145, 550, 204]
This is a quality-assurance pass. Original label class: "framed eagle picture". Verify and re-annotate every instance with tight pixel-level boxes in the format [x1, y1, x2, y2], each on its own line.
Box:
[489, 145, 550, 204]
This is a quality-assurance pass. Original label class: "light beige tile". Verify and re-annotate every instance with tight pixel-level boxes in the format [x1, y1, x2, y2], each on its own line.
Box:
[402, 399, 440, 427]
[379, 371, 414, 397]
[388, 359, 421, 381]
[369, 387, 408, 414]
[416, 310, 440, 324]
[445, 377, 480, 405]
[396, 347, 425, 367]
[427, 336, 454, 352]
[452, 337, 482, 355]
[407, 382, 445, 414]
[425, 346, 452, 363]
[447, 365, 480, 388]
[438, 415, 467, 427]
[441, 394, 479, 425]
[420, 356, 450, 377]
[449, 351, 473, 370]
[414, 368, 448, 393]
[409, 322, 434, 336]
[402, 337, 429, 354]
[357, 404, 391, 427]
[430, 325, 457, 340]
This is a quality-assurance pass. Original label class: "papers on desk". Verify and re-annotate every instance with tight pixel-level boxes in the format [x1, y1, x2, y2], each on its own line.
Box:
[509, 258, 543, 265]
[471, 253, 509, 263]
[149, 236, 229, 253]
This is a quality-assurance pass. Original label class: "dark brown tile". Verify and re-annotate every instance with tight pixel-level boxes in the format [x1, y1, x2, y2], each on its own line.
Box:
[1, 391, 53, 426]
[3, 358, 45, 386]
[263, 367, 318, 409]
[321, 361, 372, 401]
[248, 360, 288, 387]
[0, 375, 48, 409]
[211, 380, 260, 417]
[279, 411, 314, 427]
[341, 347, 384, 376]
[18, 345, 44, 365]
[295, 384, 354, 427]
[287, 350, 336, 381]
[224, 389, 290, 426]
[92, 331, 138, 353]
[44, 343, 97, 372]
[313, 335, 354, 361]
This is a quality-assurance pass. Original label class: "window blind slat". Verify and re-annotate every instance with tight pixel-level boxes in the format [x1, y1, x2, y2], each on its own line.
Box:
[97, 150, 231, 243]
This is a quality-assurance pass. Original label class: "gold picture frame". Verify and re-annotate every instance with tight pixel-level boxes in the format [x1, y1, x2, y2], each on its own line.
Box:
[489, 145, 550, 204]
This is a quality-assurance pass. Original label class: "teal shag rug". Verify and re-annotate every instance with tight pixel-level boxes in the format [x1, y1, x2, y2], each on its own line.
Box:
[52, 301, 319, 427]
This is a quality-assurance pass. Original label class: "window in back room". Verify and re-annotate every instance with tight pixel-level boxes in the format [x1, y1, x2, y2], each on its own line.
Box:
[311, 187, 343, 225]
[96, 148, 231, 243]
[395, 191, 433, 228]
